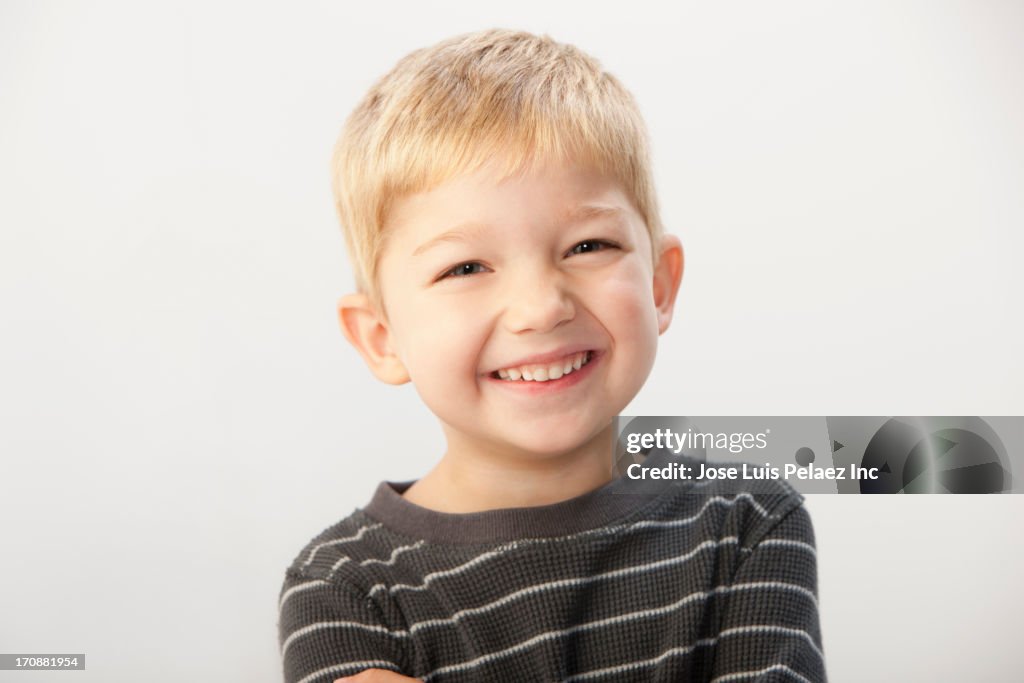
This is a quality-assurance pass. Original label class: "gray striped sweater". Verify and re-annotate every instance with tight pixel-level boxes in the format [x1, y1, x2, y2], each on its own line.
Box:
[277, 454, 825, 682]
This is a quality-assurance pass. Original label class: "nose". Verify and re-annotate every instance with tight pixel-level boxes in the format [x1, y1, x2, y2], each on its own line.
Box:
[501, 266, 576, 334]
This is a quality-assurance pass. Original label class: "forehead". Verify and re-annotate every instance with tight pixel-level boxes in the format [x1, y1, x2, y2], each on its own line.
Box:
[383, 159, 640, 243]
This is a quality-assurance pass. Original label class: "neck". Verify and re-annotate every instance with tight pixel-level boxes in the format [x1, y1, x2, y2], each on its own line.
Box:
[402, 424, 617, 513]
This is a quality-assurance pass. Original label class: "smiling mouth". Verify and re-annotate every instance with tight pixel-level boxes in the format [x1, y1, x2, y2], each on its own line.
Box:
[489, 350, 595, 383]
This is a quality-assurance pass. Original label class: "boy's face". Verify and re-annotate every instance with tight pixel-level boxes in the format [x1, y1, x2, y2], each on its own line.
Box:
[343, 158, 682, 463]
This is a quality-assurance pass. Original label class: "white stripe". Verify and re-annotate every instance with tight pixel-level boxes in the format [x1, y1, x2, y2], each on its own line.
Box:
[277, 579, 329, 612]
[720, 624, 825, 661]
[300, 522, 382, 569]
[760, 538, 816, 556]
[366, 545, 510, 599]
[280, 620, 408, 660]
[408, 537, 740, 636]
[324, 539, 427, 583]
[405, 573, 815, 643]
[535, 580, 818, 646]
[294, 660, 401, 683]
[367, 493, 770, 599]
[729, 580, 818, 606]
[562, 636, 719, 681]
[323, 555, 352, 580]
[711, 663, 815, 683]
[361, 539, 427, 566]
[532, 626, 819, 679]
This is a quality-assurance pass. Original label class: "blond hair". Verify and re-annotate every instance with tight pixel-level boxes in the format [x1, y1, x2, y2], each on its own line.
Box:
[331, 28, 663, 314]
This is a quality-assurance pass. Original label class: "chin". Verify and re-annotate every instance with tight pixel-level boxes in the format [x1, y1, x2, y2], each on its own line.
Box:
[505, 428, 607, 459]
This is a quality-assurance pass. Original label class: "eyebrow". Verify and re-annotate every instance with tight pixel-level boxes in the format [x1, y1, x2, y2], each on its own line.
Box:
[411, 204, 626, 257]
[411, 222, 491, 257]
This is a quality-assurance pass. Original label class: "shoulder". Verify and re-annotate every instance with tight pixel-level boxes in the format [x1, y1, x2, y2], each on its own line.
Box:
[281, 508, 402, 591]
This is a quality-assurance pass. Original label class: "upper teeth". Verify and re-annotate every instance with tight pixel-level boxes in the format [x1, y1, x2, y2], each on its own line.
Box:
[496, 351, 592, 382]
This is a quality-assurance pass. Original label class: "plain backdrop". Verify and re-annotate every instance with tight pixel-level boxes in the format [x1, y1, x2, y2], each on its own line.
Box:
[1, 1, 1022, 681]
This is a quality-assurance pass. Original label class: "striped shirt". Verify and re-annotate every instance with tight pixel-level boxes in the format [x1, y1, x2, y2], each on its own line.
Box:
[277, 454, 825, 682]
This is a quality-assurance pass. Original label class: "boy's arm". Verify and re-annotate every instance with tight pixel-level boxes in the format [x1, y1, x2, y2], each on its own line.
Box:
[709, 501, 827, 682]
[278, 569, 414, 683]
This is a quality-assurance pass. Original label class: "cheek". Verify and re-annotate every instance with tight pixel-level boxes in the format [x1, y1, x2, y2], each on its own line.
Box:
[392, 294, 489, 385]
[595, 262, 660, 338]
[592, 262, 660, 388]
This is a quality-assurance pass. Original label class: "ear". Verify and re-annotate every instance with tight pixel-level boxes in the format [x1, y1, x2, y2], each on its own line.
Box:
[336, 293, 411, 385]
[651, 234, 684, 334]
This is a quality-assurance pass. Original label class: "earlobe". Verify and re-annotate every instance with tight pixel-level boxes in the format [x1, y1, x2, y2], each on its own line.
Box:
[336, 293, 411, 385]
[651, 235, 684, 334]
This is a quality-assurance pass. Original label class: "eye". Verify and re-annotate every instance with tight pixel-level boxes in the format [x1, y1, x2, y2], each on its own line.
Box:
[568, 239, 618, 256]
[438, 261, 489, 281]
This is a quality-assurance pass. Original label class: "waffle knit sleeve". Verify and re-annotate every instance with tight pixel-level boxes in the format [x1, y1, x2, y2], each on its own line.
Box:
[278, 569, 413, 683]
[708, 502, 827, 682]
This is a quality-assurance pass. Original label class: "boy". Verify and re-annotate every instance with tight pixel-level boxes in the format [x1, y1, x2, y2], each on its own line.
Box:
[278, 28, 824, 683]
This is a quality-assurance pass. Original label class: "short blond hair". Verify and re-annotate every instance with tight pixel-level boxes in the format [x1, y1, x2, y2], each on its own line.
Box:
[331, 28, 664, 313]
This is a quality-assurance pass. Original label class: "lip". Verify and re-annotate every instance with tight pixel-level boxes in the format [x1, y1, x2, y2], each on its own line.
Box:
[484, 349, 602, 394]
[487, 345, 595, 375]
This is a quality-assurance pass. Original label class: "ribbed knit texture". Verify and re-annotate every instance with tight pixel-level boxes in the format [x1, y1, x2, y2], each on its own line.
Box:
[278, 454, 825, 682]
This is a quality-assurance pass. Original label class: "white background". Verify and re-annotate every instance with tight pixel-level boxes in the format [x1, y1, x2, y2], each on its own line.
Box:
[1, 1, 1022, 681]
